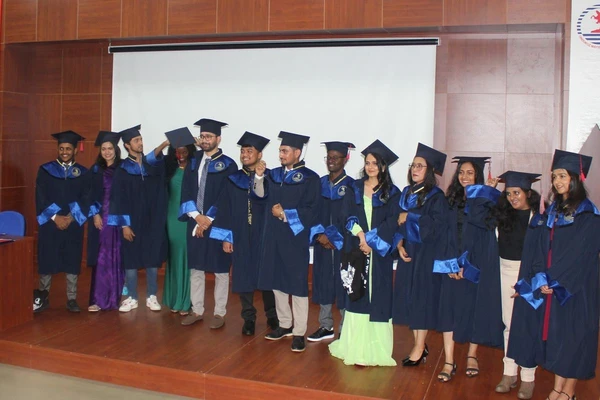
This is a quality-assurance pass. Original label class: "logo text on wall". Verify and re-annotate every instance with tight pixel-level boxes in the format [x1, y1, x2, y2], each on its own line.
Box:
[577, 4, 600, 48]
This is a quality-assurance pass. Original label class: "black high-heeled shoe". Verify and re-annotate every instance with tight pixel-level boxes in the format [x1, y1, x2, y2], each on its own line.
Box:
[402, 343, 428, 363]
[402, 345, 428, 367]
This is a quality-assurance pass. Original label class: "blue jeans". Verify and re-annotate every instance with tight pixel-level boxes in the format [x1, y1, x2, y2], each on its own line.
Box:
[125, 268, 158, 300]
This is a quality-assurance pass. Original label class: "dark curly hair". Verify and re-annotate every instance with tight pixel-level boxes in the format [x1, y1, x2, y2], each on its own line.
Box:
[445, 161, 484, 207]
[407, 164, 438, 207]
[496, 188, 541, 233]
[361, 152, 394, 203]
[165, 144, 196, 182]
[550, 170, 588, 214]
[95, 142, 122, 169]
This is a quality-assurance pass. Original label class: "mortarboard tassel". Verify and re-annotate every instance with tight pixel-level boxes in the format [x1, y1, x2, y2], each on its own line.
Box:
[539, 184, 545, 215]
[79, 141, 84, 152]
[487, 159, 492, 181]
[579, 155, 586, 182]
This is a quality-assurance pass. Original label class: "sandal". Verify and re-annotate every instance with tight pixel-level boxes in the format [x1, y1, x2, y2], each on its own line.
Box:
[179, 310, 189, 316]
[466, 356, 479, 377]
[437, 362, 456, 382]
[546, 389, 561, 400]
[170, 309, 178, 313]
[88, 304, 101, 312]
[559, 392, 576, 400]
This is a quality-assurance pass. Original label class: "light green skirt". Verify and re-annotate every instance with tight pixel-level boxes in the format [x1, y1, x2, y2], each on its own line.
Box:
[329, 311, 396, 367]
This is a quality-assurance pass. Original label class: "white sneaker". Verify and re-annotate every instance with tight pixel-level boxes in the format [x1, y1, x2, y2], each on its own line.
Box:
[146, 295, 162, 311]
[119, 296, 138, 312]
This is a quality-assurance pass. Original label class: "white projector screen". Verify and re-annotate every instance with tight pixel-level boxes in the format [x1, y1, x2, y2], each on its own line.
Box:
[112, 42, 437, 183]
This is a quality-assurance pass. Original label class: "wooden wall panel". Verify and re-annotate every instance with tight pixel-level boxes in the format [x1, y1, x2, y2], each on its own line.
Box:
[37, 0, 78, 42]
[167, 0, 217, 36]
[63, 47, 103, 94]
[0, 187, 27, 214]
[30, 45, 64, 95]
[100, 94, 112, 130]
[269, 0, 324, 32]
[101, 51, 113, 94]
[29, 95, 62, 140]
[78, 0, 123, 40]
[1, 93, 29, 140]
[444, 0, 506, 26]
[2, 0, 37, 43]
[217, 0, 269, 33]
[122, 0, 168, 38]
[61, 95, 102, 140]
[325, 0, 383, 30]
[507, 0, 568, 25]
[383, 0, 443, 28]
[1, 140, 29, 187]
[2, 45, 31, 94]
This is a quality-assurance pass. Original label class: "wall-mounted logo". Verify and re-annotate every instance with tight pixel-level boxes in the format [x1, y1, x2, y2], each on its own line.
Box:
[577, 4, 600, 48]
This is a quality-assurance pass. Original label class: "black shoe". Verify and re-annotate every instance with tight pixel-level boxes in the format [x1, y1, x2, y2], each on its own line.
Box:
[66, 299, 81, 313]
[242, 320, 255, 336]
[267, 317, 279, 330]
[291, 336, 306, 352]
[402, 343, 428, 363]
[307, 327, 334, 342]
[33, 290, 49, 313]
[264, 326, 293, 340]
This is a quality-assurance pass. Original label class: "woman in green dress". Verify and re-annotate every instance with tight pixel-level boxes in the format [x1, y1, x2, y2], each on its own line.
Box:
[329, 140, 400, 366]
[163, 143, 196, 314]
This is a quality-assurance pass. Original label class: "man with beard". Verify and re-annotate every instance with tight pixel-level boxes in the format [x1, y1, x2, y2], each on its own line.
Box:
[209, 131, 279, 335]
[259, 131, 320, 352]
[179, 119, 238, 329]
[108, 125, 170, 312]
[34, 131, 89, 313]
[307, 142, 355, 342]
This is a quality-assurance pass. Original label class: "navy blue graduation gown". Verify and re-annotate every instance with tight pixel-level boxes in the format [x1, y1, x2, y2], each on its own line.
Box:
[310, 172, 355, 309]
[107, 153, 167, 270]
[448, 185, 504, 347]
[341, 180, 400, 322]
[86, 164, 109, 266]
[392, 185, 451, 330]
[511, 200, 600, 379]
[209, 168, 267, 292]
[257, 162, 321, 297]
[178, 149, 237, 273]
[36, 160, 89, 275]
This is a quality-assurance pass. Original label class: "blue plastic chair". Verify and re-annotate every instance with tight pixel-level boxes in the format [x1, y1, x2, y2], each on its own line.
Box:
[0, 211, 26, 236]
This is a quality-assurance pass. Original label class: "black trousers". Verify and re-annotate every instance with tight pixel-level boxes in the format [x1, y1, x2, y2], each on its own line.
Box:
[239, 290, 277, 321]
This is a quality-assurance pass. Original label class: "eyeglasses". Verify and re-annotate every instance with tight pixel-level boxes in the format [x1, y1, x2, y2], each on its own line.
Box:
[324, 156, 345, 162]
[409, 163, 427, 170]
[198, 134, 217, 141]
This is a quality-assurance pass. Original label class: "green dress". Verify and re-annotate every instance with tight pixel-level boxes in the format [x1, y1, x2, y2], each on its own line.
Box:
[162, 168, 191, 311]
[329, 195, 396, 366]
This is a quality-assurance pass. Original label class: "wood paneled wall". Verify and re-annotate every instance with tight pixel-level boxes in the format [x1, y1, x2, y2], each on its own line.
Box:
[1, 0, 569, 43]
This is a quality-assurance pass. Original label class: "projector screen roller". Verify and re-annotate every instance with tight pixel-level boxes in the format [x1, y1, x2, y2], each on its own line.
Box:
[112, 42, 437, 183]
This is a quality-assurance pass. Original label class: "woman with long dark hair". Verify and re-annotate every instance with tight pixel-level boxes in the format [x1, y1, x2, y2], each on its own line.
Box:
[436, 156, 504, 382]
[393, 143, 449, 368]
[329, 140, 400, 366]
[87, 131, 124, 312]
[493, 171, 541, 399]
[163, 131, 196, 315]
[509, 150, 599, 400]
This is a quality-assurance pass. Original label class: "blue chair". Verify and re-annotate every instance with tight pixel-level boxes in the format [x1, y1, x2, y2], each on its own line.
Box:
[0, 211, 26, 236]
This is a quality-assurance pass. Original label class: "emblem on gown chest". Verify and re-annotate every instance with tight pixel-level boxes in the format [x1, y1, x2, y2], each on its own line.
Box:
[214, 161, 225, 171]
[337, 185, 347, 196]
[71, 167, 81, 177]
[292, 172, 303, 182]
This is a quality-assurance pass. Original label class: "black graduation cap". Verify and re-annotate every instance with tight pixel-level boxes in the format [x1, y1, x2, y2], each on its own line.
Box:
[451, 156, 491, 171]
[165, 127, 195, 148]
[237, 131, 270, 152]
[415, 143, 447, 175]
[94, 131, 120, 147]
[194, 118, 228, 136]
[51, 130, 85, 147]
[322, 141, 356, 157]
[361, 140, 399, 166]
[551, 149, 592, 180]
[119, 124, 141, 143]
[278, 131, 310, 150]
[498, 171, 541, 190]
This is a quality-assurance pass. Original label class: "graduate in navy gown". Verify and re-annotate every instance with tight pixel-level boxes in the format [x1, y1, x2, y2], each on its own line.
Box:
[493, 171, 542, 399]
[435, 156, 503, 383]
[86, 130, 124, 312]
[34, 131, 89, 314]
[307, 141, 355, 343]
[393, 143, 449, 367]
[178, 119, 237, 329]
[208, 131, 278, 336]
[108, 125, 169, 313]
[510, 150, 599, 400]
[259, 131, 321, 353]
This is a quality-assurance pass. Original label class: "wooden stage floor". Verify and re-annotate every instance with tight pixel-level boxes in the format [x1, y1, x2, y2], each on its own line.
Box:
[0, 269, 598, 400]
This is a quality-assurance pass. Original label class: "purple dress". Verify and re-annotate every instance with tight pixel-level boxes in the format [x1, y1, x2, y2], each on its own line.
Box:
[89, 166, 123, 309]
